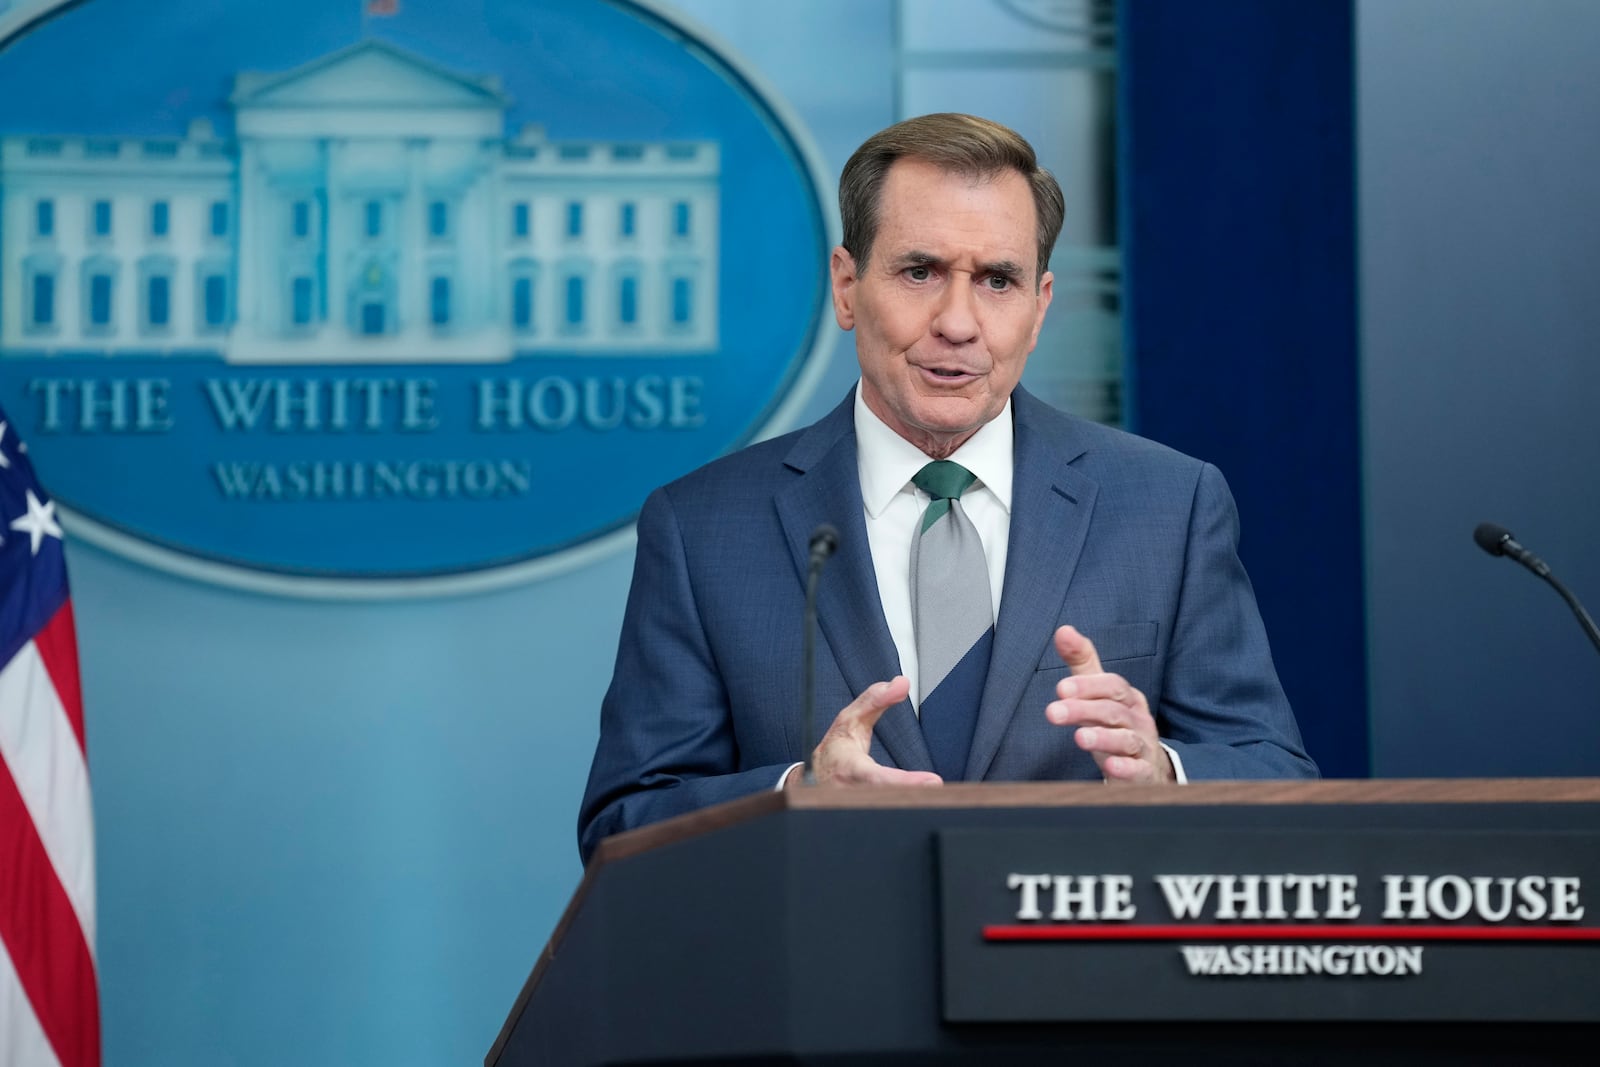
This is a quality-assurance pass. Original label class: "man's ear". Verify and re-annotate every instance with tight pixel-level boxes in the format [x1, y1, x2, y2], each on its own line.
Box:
[829, 246, 858, 331]
[1030, 269, 1055, 348]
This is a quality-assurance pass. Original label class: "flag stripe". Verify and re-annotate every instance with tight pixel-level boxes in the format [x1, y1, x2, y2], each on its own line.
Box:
[0, 938, 64, 1067]
[32, 603, 85, 755]
[0, 640, 97, 951]
[0, 753, 100, 1067]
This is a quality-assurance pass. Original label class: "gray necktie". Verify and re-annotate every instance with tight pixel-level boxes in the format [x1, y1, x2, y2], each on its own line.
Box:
[910, 461, 994, 780]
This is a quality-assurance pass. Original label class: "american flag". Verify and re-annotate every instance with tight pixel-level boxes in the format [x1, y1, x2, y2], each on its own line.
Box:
[0, 405, 99, 1067]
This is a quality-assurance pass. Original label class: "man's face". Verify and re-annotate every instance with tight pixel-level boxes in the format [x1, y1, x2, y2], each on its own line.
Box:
[830, 158, 1053, 459]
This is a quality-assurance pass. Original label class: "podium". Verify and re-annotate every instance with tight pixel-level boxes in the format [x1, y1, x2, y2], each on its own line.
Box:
[488, 780, 1600, 1066]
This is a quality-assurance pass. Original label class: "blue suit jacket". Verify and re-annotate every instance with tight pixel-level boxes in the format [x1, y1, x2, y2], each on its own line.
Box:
[578, 387, 1316, 862]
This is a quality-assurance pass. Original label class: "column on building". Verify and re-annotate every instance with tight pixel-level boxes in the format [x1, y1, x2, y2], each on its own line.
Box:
[402, 137, 426, 343]
[325, 137, 349, 343]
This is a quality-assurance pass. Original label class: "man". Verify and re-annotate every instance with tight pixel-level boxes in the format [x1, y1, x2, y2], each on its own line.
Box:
[578, 113, 1315, 863]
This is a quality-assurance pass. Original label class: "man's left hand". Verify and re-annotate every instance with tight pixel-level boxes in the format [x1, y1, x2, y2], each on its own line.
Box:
[1046, 625, 1175, 783]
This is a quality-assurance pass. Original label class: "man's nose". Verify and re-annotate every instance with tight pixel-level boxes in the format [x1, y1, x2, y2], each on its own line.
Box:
[930, 279, 979, 343]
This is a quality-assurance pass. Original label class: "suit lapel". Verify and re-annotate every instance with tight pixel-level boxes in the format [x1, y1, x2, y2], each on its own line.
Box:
[966, 390, 1099, 780]
[775, 393, 934, 773]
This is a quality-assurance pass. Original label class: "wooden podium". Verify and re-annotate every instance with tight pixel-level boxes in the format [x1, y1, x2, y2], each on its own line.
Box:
[488, 780, 1600, 1066]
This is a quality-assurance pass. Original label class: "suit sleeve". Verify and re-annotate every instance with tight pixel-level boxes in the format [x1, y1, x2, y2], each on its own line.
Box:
[577, 486, 793, 864]
[1156, 463, 1320, 779]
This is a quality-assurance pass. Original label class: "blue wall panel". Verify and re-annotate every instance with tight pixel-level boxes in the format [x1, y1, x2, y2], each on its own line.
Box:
[1357, 0, 1600, 775]
[1120, 0, 1368, 776]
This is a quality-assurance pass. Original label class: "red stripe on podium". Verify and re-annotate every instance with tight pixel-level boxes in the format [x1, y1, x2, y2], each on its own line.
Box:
[983, 924, 1600, 942]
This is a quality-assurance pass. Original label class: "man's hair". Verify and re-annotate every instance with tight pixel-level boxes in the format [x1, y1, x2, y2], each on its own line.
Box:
[838, 112, 1066, 282]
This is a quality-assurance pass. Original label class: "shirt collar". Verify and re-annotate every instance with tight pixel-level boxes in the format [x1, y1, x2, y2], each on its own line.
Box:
[854, 383, 1015, 518]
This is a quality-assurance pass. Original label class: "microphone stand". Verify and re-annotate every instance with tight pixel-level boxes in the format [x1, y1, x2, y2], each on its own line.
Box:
[1542, 573, 1600, 656]
[802, 524, 839, 785]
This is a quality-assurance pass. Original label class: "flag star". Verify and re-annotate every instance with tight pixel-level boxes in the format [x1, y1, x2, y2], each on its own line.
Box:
[0, 421, 11, 469]
[9, 489, 63, 556]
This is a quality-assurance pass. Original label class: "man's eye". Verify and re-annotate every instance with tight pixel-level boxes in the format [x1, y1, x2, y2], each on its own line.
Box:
[986, 274, 1014, 291]
[906, 266, 931, 281]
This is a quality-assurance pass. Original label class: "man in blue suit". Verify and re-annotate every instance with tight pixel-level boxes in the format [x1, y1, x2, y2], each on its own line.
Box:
[579, 114, 1315, 863]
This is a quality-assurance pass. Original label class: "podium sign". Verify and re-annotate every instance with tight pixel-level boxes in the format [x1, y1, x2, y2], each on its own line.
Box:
[940, 828, 1600, 1022]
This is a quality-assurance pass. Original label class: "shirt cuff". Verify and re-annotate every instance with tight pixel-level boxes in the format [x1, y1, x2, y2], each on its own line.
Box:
[1160, 742, 1188, 784]
[776, 762, 804, 791]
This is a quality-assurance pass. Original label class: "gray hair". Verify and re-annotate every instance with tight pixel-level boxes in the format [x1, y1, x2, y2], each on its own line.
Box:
[838, 112, 1065, 282]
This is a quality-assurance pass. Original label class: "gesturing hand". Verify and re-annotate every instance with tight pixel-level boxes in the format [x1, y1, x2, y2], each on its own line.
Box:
[790, 676, 945, 789]
[1046, 625, 1174, 784]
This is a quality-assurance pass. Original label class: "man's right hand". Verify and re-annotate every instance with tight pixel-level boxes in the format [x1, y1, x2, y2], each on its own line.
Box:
[788, 676, 945, 789]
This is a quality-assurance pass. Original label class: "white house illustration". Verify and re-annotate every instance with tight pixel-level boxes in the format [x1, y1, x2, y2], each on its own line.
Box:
[0, 39, 720, 361]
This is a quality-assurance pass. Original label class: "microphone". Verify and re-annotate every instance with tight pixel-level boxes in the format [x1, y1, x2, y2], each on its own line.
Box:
[801, 524, 839, 786]
[1474, 522, 1600, 656]
[1473, 522, 1550, 577]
